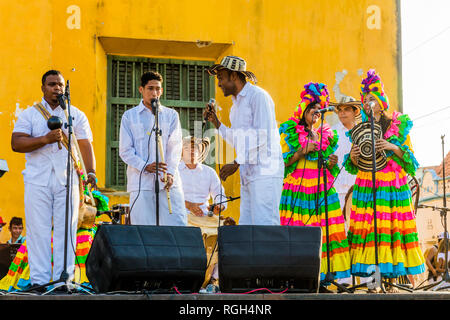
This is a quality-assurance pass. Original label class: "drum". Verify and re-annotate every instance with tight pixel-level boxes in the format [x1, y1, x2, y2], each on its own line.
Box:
[0, 244, 21, 279]
[187, 213, 236, 288]
[111, 204, 130, 225]
[350, 121, 387, 172]
[78, 201, 97, 230]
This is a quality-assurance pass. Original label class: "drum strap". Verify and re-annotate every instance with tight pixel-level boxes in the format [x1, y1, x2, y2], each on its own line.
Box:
[33, 103, 81, 167]
[33, 103, 85, 204]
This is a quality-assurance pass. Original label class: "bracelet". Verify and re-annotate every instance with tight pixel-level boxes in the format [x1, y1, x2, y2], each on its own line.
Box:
[87, 172, 96, 177]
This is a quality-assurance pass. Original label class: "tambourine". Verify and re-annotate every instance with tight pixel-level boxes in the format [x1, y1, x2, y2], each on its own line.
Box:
[350, 122, 387, 172]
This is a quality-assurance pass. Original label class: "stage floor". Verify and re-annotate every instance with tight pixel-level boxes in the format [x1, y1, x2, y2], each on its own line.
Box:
[1, 290, 450, 300]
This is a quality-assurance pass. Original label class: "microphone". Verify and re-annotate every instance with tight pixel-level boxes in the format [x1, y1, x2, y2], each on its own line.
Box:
[47, 116, 63, 149]
[204, 98, 215, 123]
[57, 94, 67, 110]
[151, 98, 160, 115]
[314, 106, 335, 114]
[368, 101, 376, 118]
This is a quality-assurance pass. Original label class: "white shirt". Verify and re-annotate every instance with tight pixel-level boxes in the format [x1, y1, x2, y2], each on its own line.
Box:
[119, 100, 182, 192]
[331, 121, 356, 194]
[179, 161, 227, 215]
[12, 98, 93, 186]
[218, 83, 284, 185]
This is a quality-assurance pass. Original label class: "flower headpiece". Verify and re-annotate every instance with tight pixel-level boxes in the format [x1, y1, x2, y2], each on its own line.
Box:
[294, 82, 330, 119]
[360, 69, 389, 111]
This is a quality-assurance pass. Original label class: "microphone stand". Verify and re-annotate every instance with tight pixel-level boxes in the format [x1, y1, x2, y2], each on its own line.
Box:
[153, 98, 161, 226]
[415, 135, 450, 291]
[208, 196, 240, 217]
[315, 110, 351, 293]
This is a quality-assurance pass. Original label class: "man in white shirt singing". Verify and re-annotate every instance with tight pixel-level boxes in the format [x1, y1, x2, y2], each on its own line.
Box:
[119, 71, 187, 226]
[204, 56, 284, 225]
[11, 70, 96, 290]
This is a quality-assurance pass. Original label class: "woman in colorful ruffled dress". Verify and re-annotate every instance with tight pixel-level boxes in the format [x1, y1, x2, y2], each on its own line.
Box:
[279, 83, 351, 284]
[345, 69, 425, 290]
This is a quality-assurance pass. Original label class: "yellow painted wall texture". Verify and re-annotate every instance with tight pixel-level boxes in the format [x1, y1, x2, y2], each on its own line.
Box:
[0, 0, 401, 242]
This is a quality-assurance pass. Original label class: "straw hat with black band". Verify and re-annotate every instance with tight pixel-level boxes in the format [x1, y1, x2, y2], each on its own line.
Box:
[182, 136, 211, 164]
[206, 56, 258, 84]
[330, 95, 362, 124]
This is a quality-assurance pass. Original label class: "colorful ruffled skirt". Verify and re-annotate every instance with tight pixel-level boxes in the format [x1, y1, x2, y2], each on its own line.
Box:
[279, 159, 351, 281]
[347, 162, 425, 278]
[0, 226, 97, 292]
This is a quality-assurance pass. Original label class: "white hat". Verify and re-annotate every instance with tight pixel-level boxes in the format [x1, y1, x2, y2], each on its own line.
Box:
[182, 136, 211, 163]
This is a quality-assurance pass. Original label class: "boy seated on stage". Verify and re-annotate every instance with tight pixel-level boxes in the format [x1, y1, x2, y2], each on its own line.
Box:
[7, 217, 25, 245]
[179, 136, 233, 290]
[179, 136, 227, 217]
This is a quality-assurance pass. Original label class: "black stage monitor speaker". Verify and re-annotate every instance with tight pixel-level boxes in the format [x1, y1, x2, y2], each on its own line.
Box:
[85, 224, 207, 293]
[218, 225, 322, 293]
[0, 244, 21, 279]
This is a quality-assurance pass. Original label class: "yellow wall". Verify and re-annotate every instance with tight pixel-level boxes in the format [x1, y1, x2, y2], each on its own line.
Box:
[0, 0, 401, 242]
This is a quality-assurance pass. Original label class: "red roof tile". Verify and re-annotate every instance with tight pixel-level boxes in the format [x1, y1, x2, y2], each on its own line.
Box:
[435, 151, 450, 178]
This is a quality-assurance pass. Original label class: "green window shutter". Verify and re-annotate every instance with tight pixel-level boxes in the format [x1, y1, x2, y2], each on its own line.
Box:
[106, 56, 215, 190]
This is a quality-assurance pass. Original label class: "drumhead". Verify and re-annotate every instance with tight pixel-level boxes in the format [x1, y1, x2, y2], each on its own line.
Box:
[350, 122, 387, 172]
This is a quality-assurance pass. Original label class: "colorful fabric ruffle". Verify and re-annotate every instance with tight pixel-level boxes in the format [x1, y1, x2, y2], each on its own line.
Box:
[0, 226, 97, 292]
[279, 118, 339, 177]
[0, 190, 110, 292]
[347, 166, 425, 278]
[360, 69, 390, 111]
[279, 124, 351, 282]
[344, 112, 425, 278]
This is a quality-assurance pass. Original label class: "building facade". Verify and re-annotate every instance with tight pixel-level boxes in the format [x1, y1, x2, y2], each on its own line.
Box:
[415, 152, 450, 252]
[0, 0, 402, 242]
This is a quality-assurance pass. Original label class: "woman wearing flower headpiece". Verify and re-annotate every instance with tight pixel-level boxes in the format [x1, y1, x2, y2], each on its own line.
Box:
[279, 83, 351, 285]
[345, 69, 425, 291]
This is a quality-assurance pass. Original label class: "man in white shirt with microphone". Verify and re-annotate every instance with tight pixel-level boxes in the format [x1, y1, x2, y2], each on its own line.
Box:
[203, 56, 284, 226]
[11, 70, 96, 291]
[119, 71, 187, 226]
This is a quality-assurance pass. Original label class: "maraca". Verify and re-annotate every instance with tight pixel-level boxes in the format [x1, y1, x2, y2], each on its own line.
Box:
[47, 116, 63, 149]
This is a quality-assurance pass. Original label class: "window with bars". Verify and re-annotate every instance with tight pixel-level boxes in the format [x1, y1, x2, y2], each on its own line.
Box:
[106, 55, 215, 189]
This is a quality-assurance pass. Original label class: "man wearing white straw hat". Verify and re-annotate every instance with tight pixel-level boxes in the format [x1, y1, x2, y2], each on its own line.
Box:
[179, 136, 227, 217]
[204, 56, 283, 225]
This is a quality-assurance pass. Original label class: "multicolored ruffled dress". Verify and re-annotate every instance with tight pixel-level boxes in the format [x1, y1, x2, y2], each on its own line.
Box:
[279, 118, 351, 281]
[344, 111, 425, 278]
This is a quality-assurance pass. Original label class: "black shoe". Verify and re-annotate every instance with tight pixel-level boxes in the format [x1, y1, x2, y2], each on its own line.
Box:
[319, 286, 334, 293]
[27, 284, 48, 294]
[45, 285, 69, 295]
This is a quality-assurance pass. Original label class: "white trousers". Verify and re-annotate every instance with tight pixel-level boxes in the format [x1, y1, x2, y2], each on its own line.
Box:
[239, 177, 283, 225]
[24, 172, 79, 286]
[129, 185, 187, 226]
